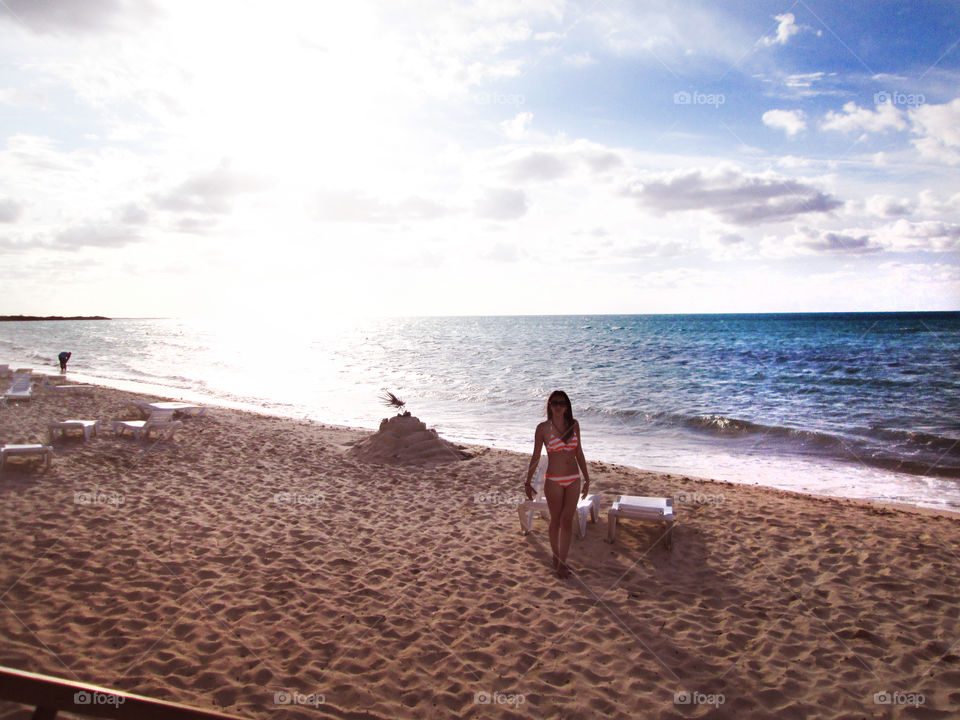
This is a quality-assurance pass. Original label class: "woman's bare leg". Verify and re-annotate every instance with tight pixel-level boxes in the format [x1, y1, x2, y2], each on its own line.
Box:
[556, 480, 580, 577]
[544, 480, 566, 576]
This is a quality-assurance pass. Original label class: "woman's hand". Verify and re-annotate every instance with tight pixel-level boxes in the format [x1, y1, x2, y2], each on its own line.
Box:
[581, 479, 590, 500]
[524, 479, 534, 500]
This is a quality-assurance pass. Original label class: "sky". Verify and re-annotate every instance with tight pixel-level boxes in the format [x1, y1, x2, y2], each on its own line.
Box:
[0, 0, 958, 318]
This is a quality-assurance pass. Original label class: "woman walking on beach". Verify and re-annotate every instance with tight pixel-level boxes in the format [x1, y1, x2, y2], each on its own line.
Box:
[525, 390, 591, 579]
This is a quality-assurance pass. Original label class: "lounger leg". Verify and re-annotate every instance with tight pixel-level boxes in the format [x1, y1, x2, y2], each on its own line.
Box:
[518, 506, 530, 534]
[577, 508, 588, 539]
[664, 522, 673, 550]
[607, 512, 618, 543]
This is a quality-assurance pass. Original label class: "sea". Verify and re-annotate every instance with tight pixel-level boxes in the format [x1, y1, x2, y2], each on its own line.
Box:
[2, 312, 959, 511]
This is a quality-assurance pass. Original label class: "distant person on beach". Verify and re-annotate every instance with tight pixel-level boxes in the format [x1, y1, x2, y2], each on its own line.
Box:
[58, 351, 71, 373]
[525, 390, 591, 579]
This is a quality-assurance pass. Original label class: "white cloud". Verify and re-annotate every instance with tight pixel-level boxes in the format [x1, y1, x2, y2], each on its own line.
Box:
[118, 203, 149, 224]
[760, 13, 803, 47]
[864, 194, 913, 218]
[499, 141, 625, 182]
[581, 3, 756, 67]
[501, 112, 534, 139]
[474, 188, 528, 220]
[780, 71, 837, 96]
[153, 163, 267, 216]
[314, 189, 454, 224]
[789, 227, 881, 254]
[622, 165, 842, 226]
[762, 109, 806, 137]
[821, 102, 907, 133]
[776, 155, 813, 168]
[533, 31, 562, 41]
[52, 223, 142, 250]
[504, 151, 569, 182]
[0, 0, 158, 35]
[784, 219, 960, 258]
[580, 148, 623, 173]
[484, 241, 522, 262]
[910, 98, 960, 164]
[875, 219, 960, 253]
[563, 52, 597, 67]
[0, 198, 23, 222]
[785, 72, 826, 88]
[0, 87, 49, 109]
[917, 189, 960, 215]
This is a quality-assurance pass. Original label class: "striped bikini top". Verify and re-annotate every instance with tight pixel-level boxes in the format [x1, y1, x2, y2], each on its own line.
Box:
[546, 423, 579, 454]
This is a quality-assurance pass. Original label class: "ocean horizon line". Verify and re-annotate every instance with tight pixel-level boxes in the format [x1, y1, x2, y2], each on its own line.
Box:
[10, 309, 956, 322]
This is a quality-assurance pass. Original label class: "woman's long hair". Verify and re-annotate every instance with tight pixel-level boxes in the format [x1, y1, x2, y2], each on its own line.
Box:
[546, 390, 576, 441]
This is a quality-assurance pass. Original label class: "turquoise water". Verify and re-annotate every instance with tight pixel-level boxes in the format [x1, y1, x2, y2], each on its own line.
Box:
[2, 313, 958, 510]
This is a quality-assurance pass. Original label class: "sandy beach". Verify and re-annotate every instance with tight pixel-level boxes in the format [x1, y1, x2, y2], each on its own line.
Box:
[0, 377, 958, 719]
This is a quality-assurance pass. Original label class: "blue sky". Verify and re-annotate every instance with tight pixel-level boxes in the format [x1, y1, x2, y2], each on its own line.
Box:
[0, 0, 957, 317]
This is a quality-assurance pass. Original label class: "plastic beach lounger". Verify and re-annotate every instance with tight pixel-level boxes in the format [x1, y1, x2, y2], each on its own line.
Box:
[517, 457, 600, 539]
[112, 410, 182, 441]
[128, 401, 206, 419]
[148, 402, 206, 417]
[0, 444, 53, 472]
[49, 420, 101, 442]
[3, 373, 32, 402]
[607, 495, 675, 548]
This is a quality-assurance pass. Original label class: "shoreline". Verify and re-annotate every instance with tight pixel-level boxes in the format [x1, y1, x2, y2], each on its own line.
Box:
[1, 378, 958, 717]
[29, 369, 960, 518]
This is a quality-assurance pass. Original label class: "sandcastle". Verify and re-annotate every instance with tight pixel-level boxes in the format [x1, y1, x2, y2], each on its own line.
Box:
[348, 412, 471, 465]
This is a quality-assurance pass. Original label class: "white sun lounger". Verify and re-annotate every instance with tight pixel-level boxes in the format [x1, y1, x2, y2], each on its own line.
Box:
[49, 420, 102, 442]
[3, 373, 33, 402]
[0, 444, 53, 472]
[128, 401, 206, 419]
[607, 495, 675, 549]
[113, 410, 183, 441]
[517, 457, 600, 539]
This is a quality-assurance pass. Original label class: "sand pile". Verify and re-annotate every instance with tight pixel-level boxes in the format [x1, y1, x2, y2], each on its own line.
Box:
[348, 413, 470, 465]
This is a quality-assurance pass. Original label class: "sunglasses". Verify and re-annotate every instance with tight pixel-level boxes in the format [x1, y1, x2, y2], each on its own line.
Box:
[549, 399, 568, 407]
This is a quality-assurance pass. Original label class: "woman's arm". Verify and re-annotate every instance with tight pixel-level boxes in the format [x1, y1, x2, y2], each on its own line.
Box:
[525, 424, 544, 499]
[575, 422, 591, 498]
[527, 423, 544, 482]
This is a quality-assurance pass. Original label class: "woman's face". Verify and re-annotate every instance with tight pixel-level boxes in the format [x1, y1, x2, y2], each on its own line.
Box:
[549, 395, 568, 420]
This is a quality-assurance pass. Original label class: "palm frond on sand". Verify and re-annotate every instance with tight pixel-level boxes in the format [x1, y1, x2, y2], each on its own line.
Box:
[379, 391, 406, 411]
